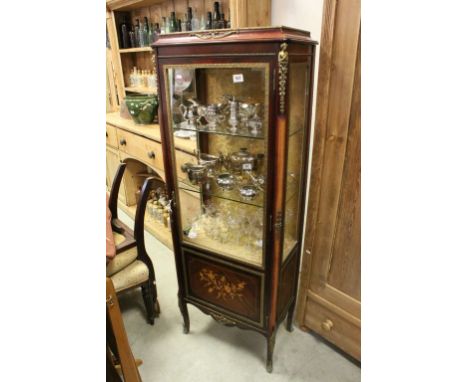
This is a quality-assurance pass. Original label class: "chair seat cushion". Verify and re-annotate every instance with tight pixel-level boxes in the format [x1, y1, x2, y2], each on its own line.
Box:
[112, 232, 127, 246]
[111, 260, 149, 292]
[106, 247, 138, 277]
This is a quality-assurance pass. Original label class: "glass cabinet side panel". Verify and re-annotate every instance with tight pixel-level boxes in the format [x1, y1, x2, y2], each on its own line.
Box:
[283, 60, 310, 261]
[164, 64, 269, 267]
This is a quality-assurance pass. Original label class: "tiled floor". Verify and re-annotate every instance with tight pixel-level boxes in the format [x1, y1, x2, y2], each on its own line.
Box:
[117, 210, 361, 381]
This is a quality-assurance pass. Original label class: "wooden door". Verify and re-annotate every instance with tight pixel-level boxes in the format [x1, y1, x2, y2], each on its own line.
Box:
[296, 0, 361, 360]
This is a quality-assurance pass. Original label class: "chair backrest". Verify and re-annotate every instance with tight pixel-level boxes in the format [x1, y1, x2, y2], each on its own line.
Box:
[134, 176, 159, 258]
[108, 163, 127, 221]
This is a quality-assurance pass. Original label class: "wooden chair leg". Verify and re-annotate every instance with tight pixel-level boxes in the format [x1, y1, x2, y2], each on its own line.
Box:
[151, 277, 160, 317]
[141, 281, 156, 325]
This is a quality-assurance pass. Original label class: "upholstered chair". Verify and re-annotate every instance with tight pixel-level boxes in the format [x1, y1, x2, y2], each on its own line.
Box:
[107, 162, 160, 324]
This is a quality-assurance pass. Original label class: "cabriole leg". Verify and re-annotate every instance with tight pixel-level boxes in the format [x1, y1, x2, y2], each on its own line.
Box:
[266, 331, 277, 373]
[152, 280, 160, 317]
[178, 298, 190, 334]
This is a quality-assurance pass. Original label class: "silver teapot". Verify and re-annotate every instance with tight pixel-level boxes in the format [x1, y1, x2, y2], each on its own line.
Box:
[179, 99, 202, 130]
[228, 148, 257, 173]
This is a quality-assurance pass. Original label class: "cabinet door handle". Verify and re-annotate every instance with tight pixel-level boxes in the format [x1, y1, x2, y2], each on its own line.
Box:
[119, 138, 126, 146]
[321, 319, 334, 332]
[106, 132, 108, 138]
[147, 151, 155, 159]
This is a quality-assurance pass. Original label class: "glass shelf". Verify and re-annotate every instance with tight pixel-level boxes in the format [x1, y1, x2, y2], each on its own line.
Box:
[183, 230, 263, 267]
[174, 124, 265, 140]
[177, 176, 265, 208]
[166, 64, 270, 266]
[176, 173, 299, 208]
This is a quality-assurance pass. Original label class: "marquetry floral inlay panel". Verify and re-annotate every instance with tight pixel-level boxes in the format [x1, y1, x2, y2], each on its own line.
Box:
[199, 268, 247, 301]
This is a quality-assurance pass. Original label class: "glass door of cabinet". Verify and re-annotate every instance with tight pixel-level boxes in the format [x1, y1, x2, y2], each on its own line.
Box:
[283, 59, 311, 262]
[163, 63, 270, 267]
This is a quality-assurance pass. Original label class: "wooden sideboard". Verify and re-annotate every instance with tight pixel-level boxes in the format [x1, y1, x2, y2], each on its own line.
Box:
[106, 111, 200, 249]
[106, 0, 271, 247]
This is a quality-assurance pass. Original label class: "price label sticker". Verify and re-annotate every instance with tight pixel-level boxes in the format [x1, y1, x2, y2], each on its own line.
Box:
[233, 73, 244, 83]
[242, 163, 253, 170]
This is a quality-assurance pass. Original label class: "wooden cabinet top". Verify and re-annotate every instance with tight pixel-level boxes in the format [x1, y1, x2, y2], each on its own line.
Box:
[152, 26, 318, 47]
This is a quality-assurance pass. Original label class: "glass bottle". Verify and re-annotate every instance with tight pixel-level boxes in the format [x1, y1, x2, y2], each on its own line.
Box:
[150, 200, 158, 220]
[199, 12, 206, 31]
[145, 70, 150, 87]
[129, 29, 136, 48]
[169, 12, 177, 33]
[130, 66, 137, 87]
[135, 70, 140, 87]
[221, 13, 227, 29]
[191, 7, 200, 31]
[177, 19, 182, 32]
[220, 13, 227, 29]
[139, 17, 148, 46]
[149, 22, 154, 44]
[160, 17, 167, 35]
[134, 19, 141, 47]
[158, 206, 165, 223]
[186, 7, 192, 31]
[120, 17, 130, 48]
[145, 17, 151, 44]
[213, 2, 221, 29]
[206, 11, 213, 30]
[165, 16, 171, 34]
[151, 22, 157, 42]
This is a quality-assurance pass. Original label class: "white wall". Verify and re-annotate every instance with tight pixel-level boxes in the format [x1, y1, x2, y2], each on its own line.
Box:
[272, 0, 324, 40]
[271, 0, 325, 257]
[272, 0, 324, 140]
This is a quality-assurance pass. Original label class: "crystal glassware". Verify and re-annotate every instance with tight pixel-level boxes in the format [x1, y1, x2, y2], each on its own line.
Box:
[227, 97, 239, 132]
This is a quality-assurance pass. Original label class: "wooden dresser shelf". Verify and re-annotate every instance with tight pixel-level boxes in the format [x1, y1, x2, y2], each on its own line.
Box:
[107, 0, 167, 11]
[125, 86, 157, 94]
[106, 111, 160, 140]
[106, 112, 197, 154]
[119, 47, 152, 53]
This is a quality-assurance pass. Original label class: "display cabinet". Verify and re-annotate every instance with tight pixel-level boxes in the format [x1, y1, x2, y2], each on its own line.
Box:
[153, 27, 317, 372]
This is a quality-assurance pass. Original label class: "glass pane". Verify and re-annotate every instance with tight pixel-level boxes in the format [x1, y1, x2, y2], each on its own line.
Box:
[164, 64, 269, 267]
[283, 60, 310, 261]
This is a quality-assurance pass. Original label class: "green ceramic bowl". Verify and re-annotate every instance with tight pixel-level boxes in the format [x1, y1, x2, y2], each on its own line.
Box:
[125, 95, 159, 125]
